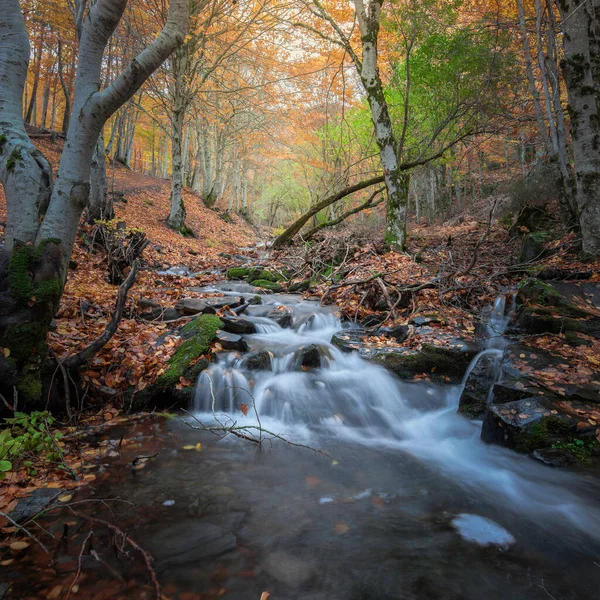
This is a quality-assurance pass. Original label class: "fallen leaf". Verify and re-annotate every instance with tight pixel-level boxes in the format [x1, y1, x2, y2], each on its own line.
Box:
[58, 493, 73, 503]
[10, 541, 30, 551]
[240, 403, 249, 416]
[260, 593, 270, 600]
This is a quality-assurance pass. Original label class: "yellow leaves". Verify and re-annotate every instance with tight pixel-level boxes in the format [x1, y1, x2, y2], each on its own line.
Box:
[1, 347, 9, 358]
[58, 493, 73, 503]
[183, 443, 202, 452]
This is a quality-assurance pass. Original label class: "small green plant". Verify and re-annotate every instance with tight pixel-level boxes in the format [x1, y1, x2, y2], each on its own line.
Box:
[0, 411, 65, 478]
[551, 438, 597, 463]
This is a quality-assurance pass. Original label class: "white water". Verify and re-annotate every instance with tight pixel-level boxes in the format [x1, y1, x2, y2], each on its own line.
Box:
[192, 287, 600, 543]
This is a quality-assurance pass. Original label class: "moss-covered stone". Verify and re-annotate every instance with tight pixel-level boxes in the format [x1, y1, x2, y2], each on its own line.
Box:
[16, 372, 43, 403]
[518, 231, 551, 263]
[289, 279, 312, 293]
[247, 268, 282, 283]
[4, 322, 48, 362]
[252, 279, 283, 292]
[227, 267, 250, 280]
[156, 315, 221, 387]
[8, 245, 35, 300]
[518, 279, 592, 318]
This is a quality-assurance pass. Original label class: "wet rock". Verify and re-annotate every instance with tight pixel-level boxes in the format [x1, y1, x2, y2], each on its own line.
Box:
[267, 305, 293, 328]
[263, 551, 316, 587]
[331, 330, 370, 353]
[175, 298, 211, 315]
[220, 315, 256, 334]
[491, 343, 600, 404]
[458, 353, 501, 419]
[247, 295, 263, 305]
[138, 298, 160, 310]
[227, 267, 250, 279]
[10, 488, 63, 523]
[145, 521, 236, 567]
[451, 514, 515, 549]
[202, 296, 245, 311]
[380, 324, 409, 343]
[481, 397, 575, 453]
[216, 331, 248, 352]
[295, 344, 323, 369]
[241, 350, 273, 371]
[532, 447, 576, 467]
[518, 231, 551, 263]
[516, 279, 597, 318]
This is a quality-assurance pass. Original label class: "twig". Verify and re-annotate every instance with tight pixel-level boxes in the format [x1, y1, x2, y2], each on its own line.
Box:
[0, 511, 50, 553]
[65, 530, 92, 600]
[48, 347, 72, 421]
[461, 198, 498, 276]
[0, 392, 14, 412]
[69, 510, 161, 599]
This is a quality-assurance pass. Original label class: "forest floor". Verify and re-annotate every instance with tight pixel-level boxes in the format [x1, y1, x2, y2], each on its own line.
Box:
[1, 137, 600, 597]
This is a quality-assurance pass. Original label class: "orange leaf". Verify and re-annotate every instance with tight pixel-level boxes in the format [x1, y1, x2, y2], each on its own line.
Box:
[240, 403, 248, 416]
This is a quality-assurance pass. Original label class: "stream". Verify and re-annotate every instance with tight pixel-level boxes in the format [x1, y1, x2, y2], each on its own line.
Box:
[6, 285, 600, 599]
[182, 283, 600, 599]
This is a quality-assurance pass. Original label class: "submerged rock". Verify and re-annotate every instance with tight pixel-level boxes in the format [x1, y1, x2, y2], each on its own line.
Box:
[263, 551, 316, 587]
[294, 344, 326, 370]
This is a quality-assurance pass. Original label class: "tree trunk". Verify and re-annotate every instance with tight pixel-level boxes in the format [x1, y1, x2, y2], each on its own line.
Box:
[167, 97, 187, 231]
[555, 0, 600, 254]
[87, 129, 112, 222]
[0, 0, 188, 407]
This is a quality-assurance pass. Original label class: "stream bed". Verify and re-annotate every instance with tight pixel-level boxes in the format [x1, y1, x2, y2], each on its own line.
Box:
[3, 285, 600, 599]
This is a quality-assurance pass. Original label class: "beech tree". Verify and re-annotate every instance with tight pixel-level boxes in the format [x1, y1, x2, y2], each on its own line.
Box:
[0, 0, 188, 405]
[555, 0, 600, 255]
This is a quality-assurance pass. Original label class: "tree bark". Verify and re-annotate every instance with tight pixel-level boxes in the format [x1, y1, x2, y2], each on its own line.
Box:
[87, 129, 111, 222]
[0, 0, 188, 407]
[555, 0, 600, 254]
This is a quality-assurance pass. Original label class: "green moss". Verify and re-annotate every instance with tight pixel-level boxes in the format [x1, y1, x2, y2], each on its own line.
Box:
[227, 267, 250, 279]
[4, 322, 48, 362]
[252, 279, 283, 292]
[247, 269, 282, 283]
[289, 279, 312, 293]
[6, 148, 22, 173]
[157, 315, 221, 388]
[8, 246, 34, 300]
[35, 278, 63, 304]
[0, 134, 7, 153]
[551, 438, 598, 464]
[515, 420, 548, 453]
[16, 372, 43, 403]
[178, 226, 194, 237]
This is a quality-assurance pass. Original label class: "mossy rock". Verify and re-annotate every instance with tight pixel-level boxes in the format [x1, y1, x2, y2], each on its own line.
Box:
[252, 279, 283, 292]
[156, 314, 221, 388]
[247, 268, 282, 283]
[227, 267, 251, 280]
[289, 279, 312, 293]
[518, 306, 600, 338]
[371, 343, 478, 383]
[517, 279, 592, 318]
[518, 231, 552, 263]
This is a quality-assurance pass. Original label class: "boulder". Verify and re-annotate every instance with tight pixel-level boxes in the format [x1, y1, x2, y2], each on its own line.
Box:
[241, 350, 273, 371]
[267, 305, 293, 328]
[519, 231, 552, 263]
[140, 307, 182, 321]
[175, 298, 211, 315]
[252, 279, 283, 293]
[219, 315, 256, 335]
[458, 353, 502, 418]
[294, 344, 326, 370]
[216, 331, 248, 352]
[289, 279, 312, 293]
[227, 267, 250, 279]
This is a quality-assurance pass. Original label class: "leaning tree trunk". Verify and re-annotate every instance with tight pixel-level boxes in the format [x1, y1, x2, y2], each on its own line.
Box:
[555, 0, 600, 255]
[0, 0, 188, 407]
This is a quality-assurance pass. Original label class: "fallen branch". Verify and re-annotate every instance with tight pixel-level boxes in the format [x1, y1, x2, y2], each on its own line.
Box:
[302, 187, 386, 241]
[65, 531, 93, 600]
[69, 510, 161, 599]
[461, 198, 499, 276]
[0, 510, 50, 553]
[63, 261, 140, 369]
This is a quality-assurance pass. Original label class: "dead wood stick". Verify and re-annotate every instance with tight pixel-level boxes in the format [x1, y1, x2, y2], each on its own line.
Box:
[63, 261, 139, 369]
[461, 198, 499, 276]
[65, 531, 93, 600]
[69, 510, 161, 599]
[0, 511, 50, 553]
[376, 277, 397, 319]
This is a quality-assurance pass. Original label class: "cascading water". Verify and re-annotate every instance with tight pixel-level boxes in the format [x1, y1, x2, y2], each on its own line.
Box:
[192, 285, 600, 546]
